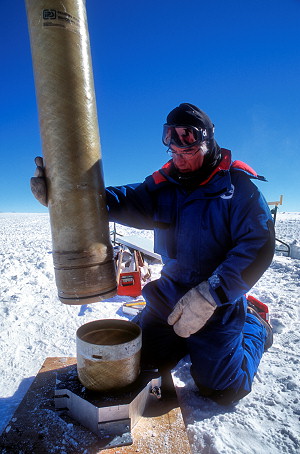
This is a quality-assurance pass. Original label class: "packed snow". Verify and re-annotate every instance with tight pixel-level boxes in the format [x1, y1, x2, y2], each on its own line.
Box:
[0, 212, 299, 453]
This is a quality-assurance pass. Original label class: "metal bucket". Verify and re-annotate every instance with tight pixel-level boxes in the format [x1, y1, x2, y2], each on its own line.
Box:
[76, 319, 142, 391]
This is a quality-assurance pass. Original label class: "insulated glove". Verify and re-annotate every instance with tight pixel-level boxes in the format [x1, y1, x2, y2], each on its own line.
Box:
[167, 281, 217, 338]
[30, 156, 48, 207]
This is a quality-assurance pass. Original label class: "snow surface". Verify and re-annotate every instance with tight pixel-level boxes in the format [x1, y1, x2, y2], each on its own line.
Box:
[0, 212, 299, 453]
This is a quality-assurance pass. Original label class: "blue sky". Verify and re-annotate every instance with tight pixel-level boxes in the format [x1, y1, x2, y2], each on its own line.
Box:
[0, 0, 299, 213]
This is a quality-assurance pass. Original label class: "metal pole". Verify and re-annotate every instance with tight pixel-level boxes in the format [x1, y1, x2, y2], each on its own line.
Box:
[25, 0, 117, 304]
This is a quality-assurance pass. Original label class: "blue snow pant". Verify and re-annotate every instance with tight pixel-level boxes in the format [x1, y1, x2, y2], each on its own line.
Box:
[137, 275, 267, 405]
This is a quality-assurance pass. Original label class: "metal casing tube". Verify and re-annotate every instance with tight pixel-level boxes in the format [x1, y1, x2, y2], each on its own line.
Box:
[25, 0, 117, 304]
[76, 319, 142, 391]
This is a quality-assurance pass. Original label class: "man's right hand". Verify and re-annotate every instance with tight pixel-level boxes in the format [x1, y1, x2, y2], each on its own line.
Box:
[30, 156, 48, 207]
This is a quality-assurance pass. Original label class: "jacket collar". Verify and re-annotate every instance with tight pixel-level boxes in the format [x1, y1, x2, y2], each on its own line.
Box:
[152, 148, 231, 186]
[151, 148, 266, 186]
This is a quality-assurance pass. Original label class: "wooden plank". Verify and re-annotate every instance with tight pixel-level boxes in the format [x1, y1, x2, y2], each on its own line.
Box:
[268, 195, 283, 206]
[0, 357, 191, 454]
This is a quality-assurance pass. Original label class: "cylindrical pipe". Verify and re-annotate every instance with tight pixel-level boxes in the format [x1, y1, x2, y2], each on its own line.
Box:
[25, 0, 117, 304]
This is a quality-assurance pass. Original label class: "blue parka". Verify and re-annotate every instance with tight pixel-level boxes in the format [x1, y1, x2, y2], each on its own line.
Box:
[106, 149, 275, 308]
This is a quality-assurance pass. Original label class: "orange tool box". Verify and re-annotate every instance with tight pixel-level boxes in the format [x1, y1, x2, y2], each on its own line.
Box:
[116, 250, 142, 297]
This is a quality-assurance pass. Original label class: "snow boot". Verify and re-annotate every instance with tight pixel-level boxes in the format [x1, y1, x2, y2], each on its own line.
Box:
[247, 295, 273, 351]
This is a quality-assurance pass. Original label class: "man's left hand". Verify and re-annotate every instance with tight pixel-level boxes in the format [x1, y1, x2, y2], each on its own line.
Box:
[167, 281, 217, 338]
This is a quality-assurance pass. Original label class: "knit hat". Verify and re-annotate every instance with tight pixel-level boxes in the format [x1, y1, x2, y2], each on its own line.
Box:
[166, 103, 215, 139]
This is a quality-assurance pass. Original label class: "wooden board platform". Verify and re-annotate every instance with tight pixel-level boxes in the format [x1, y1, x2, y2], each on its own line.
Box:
[0, 357, 191, 454]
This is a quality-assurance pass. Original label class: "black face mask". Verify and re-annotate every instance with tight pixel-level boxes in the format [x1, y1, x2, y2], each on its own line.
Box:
[202, 139, 222, 169]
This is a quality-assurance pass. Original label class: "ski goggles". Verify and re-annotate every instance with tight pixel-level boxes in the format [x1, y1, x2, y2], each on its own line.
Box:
[162, 124, 208, 149]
